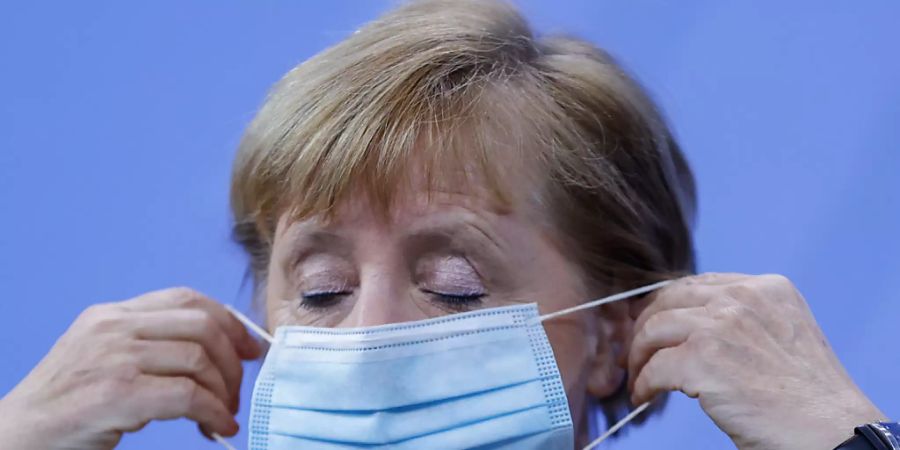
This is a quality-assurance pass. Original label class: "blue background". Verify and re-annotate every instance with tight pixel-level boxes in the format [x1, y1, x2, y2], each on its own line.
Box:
[1, 1, 898, 449]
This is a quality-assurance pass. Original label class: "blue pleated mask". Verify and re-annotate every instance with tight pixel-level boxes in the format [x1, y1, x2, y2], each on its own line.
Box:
[220, 281, 671, 450]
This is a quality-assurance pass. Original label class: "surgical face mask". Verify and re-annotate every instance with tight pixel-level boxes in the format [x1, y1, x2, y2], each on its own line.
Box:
[217, 280, 671, 450]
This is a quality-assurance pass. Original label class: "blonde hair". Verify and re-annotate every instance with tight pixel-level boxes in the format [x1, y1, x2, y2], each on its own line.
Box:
[231, 0, 695, 424]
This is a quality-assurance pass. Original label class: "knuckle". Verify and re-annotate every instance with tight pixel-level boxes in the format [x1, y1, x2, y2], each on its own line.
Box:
[113, 359, 142, 383]
[170, 377, 200, 411]
[687, 329, 719, 355]
[708, 304, 750, 335]
[760, 274, 797, 297]
[694, 272, 718, 282]
[79, 304, 105, 320]
[682, 273, 708, 285]
[643, 311, 664, 331]
[166, 286, 202, 307]
[78, 304, 124, 333]
[718, 302, 751, 323]
[631, 327, 650, 353]
[637, 313, 664, 342]
[703, 301, 729, 321]
[723, 282, 756, 302]
[97, 372, 136, 404]
[184, 343, 209, 372]
[760, 273, 791, 287]
[123, 340, 148, 358]
[195, 312, 220, 339]
[78, 304, 110, 322]
[95, 382, 121, 405]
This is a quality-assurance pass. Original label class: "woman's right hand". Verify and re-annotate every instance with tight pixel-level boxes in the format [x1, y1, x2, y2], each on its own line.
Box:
[0, 287, 262, 450]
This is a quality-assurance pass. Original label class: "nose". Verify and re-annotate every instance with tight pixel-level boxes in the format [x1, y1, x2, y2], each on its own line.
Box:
[340, 265, 423, 328]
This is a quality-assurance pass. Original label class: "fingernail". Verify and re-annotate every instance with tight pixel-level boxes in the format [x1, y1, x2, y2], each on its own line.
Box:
[219, 421, 238, 437]
[243, 339, 262, 359]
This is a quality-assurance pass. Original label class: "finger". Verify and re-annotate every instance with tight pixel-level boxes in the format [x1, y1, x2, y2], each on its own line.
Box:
[131, 375, 239, 438]
[132, 309, 244, 413]
[630, 272, 749, 328]
[133, 340, 230, 414]
[686, 272, 750, 286]
[629, 273, 749, 321]
[626, 307, 710, 392]
[121, 287, 262, 360]
[630, 346, 697, 406]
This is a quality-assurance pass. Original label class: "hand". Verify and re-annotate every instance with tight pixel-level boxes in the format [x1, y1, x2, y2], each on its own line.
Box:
[0, 288, 262, 450]
[626, 273, 886, 450]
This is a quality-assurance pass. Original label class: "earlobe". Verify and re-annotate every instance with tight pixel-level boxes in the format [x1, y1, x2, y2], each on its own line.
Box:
[586, 302, 630, 399]
[587, 353, 625, 399]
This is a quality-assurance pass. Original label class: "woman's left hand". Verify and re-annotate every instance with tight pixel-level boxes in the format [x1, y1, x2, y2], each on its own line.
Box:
[627, 273, 886, 450]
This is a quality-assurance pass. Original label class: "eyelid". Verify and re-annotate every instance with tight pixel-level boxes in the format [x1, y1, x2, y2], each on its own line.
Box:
[298, 290, 351, 311]
[303, 288, 353, 296]
[421, 289, 486, 312]
[281, 230, 354, 274]
[410, 237, 507, 294]
[421, 287, 486, 298]
[418, 253, 484, 283]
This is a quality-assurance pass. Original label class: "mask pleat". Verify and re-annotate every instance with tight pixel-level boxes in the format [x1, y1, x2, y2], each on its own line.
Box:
[249, 303, 574, 450]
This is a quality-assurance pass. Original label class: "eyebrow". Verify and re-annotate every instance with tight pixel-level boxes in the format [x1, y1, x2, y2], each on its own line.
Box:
[280, 228, 353, 272]
[278, 215, 512, 281]
[402, 218, 512, 281]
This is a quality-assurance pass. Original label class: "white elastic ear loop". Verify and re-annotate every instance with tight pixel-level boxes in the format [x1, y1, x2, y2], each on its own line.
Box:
[210, 305, 276, 450]
[536, 280, 674, 449]
[224, 304, 276, 344]
[211, 433, 238, 450]
[538, 280, 672, 323]
[582, 401, 651, 450]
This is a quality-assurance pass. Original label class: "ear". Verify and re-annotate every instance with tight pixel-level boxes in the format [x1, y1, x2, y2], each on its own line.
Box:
[586, 301, 631, 399]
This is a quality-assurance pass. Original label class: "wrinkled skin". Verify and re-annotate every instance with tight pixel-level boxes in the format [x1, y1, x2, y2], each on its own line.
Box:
[627, 273, 886, 449]
[0, 289, 260, 449]
[0, 189, 886, 449]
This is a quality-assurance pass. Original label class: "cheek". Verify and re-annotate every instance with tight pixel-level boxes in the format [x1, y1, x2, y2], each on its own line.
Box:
[545, 324, 594, 391]
[544, 319, 597, 421]
[265, 300, 296, 330]
[264, 273, 296, 330]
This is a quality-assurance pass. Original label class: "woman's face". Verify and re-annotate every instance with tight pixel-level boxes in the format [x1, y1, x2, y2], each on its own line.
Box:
[265, 180, 625, 439]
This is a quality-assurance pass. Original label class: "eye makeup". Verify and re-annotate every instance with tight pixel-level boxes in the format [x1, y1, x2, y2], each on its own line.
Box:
[404, 220, 514, 294]
[281, 230, 354, 276]
[274, 213, 520, 321]
[415, 254, 488, 310]
[291, 253, 357, 312]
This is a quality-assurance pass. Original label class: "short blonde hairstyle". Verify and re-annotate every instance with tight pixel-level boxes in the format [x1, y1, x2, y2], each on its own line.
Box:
[231, 0, 695, 424]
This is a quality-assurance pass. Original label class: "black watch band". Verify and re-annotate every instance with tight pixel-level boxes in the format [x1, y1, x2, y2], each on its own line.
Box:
[835, 423, 900, 450]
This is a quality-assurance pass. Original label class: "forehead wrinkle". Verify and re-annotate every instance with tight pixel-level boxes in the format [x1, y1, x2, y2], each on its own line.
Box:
[403, 206, 509, 255]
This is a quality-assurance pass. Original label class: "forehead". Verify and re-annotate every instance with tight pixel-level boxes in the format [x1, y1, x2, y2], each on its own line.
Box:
[277, 176, 524, 238]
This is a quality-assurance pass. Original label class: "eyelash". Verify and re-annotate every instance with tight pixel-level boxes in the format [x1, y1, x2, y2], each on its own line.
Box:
[297, 289, 487, 312]
[422, 289, 486, 308]
[299, 290, 351, 311]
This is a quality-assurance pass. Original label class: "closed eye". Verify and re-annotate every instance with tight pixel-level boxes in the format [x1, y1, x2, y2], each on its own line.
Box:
[422, 289, 485, 310]
[299, 290, 351, 311]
